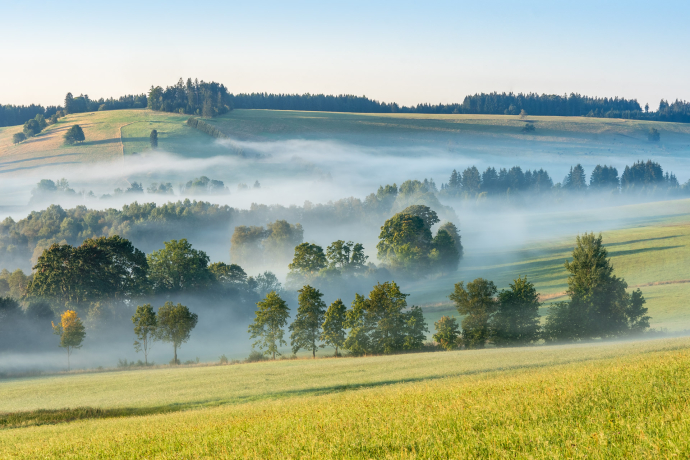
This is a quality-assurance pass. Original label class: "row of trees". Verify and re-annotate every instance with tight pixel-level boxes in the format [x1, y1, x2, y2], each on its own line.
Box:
[438, 233, 650, 348]
[249, 282, 427, 359]
[441, 160, 683, 198]
[0, 104, 60, 128]
[148, 78, 231, 117]
[64, 92, 147, 114]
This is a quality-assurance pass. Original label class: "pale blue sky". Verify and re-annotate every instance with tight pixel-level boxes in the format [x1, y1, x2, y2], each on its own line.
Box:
[3, 0, 689, 108]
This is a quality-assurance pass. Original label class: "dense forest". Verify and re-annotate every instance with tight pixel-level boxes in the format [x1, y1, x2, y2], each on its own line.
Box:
[4, 87, 690, 127]
[147, 78, 231, 117]
[441, 160, 684, 198]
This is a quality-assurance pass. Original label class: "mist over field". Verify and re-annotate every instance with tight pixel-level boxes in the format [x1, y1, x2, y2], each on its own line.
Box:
[1, 112, 690, 373]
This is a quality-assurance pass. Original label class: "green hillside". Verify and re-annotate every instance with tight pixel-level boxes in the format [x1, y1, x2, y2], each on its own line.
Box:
[2, 337, 690, 458]
[2, 109, 690, 175]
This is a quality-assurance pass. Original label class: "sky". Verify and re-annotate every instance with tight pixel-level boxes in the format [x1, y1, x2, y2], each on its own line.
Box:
[3, 0, 689, 109]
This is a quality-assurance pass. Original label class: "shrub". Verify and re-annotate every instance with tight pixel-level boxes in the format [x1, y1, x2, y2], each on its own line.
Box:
[12, 132, 26, 144]
[246, 350, 267, 363]
[219, 354, 229, 364]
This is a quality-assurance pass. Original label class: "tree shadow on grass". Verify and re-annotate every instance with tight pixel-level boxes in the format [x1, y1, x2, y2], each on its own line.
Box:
[11, 342, 690, 430]
[604, 235, 682, 248]
[608, 245, 684, 258]
[82, 138, 120, 146]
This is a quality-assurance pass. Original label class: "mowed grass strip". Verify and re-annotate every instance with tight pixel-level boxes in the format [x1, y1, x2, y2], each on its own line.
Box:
[2, 341, 690, 458]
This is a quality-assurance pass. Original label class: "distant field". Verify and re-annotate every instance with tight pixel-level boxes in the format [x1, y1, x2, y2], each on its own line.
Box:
[2, 337, 690, 458]
[2, 109, 690, 175]
[413, 199, 690, 330]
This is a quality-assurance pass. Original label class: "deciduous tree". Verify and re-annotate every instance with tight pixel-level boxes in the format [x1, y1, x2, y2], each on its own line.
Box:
[289, 285, 326, 358]
[491, 276, 541, 346]
[248, 291, 289, 359]
[52, 310, 86, 370]
[433, 315, 460, 350]
[320, 299, 347, 357]
[132, 304, 157, 365]
[450, 278, 497, 348]
[157, 302, 197, 364]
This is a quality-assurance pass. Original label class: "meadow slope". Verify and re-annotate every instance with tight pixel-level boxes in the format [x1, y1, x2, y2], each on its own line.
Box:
[1, 337, 690, 458]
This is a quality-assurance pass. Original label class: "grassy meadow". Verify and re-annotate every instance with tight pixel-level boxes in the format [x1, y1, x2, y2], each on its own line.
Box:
[2, 337, 690, 458]
[3, 109, 690, 175]
[412, 198, 690, 331]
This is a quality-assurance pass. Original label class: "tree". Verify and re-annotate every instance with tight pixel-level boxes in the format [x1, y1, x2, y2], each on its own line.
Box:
[320, 299, 347, 357]
[563, 164, 587, 191]
[248, 291, 290, 359]
[52, 310, 86, 371]
[648, 127, 660, 142]
[377, 212, 431, 274]
[543, 233, 649, 341]
[450, 278, 497, 348]
[433, 316, 460, 350]
[28, 236, 149, 309]
[288, 243, 328, 275]
[491, 276, 541, 346]
[326, 240, 368, 273]
[132, 304, 157, 365]
[366, 281, 410, 354]
[403, 305, 428, 350]
[12, 132, 26, 144]
[147, 239, 212, 293]
[150, 129, 158, 149]
[289, 285, 326, 358]
[590, 165, 619, 191]
[63, 125, 85, 145]
[209, 262, 247, 286]
[157, 302, 198, 365]
[64, 92, 75, 114]
[343, 294, 373, 355]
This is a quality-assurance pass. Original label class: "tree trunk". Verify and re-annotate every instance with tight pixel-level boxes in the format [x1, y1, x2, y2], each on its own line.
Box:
[313, 347, 315, 359]
[273, 350, 276, 360]
[67, 347, 70, 371]
[174, 344, 178, 365]
[335, 346, 338, 358]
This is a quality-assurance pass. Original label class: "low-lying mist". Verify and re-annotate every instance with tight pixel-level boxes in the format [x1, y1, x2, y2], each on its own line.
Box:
[1, 133, 688, 374]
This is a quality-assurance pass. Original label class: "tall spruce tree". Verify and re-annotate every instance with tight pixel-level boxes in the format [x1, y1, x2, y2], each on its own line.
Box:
[544, 233, 650, 341]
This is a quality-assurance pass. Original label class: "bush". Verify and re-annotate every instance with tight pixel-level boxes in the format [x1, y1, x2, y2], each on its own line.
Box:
[246, 350, 267, 363]
[522, 123, 535, 133]
[12, 132, 26, 144]
[219, 354, 229, 364]
[648, 127, 660, 142]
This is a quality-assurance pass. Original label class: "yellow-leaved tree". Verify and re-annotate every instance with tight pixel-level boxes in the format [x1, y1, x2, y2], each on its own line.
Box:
[52, 310, 86, 371]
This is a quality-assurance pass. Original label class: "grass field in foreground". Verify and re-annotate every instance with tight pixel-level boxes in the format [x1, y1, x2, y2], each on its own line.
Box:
[1, 337, 690, 458]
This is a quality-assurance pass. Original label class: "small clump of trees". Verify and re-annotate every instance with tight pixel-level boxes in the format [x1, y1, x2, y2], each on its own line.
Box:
[441, 233, 649, 349]
[248, 281, 428, 359]
[63, 125, 85, 145]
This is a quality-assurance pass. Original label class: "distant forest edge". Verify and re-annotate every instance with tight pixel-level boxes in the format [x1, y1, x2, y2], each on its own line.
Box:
[3, 77, 690, 127]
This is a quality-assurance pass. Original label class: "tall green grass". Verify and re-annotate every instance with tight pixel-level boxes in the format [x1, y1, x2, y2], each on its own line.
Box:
[2, 337, 690, 458]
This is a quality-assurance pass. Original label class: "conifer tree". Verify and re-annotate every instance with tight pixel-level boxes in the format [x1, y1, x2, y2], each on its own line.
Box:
[491, 276, 541, 346]
[150, 129, 158, 149]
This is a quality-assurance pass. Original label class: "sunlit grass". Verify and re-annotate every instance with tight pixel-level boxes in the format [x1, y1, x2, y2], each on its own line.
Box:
[2, 337, 690, 458]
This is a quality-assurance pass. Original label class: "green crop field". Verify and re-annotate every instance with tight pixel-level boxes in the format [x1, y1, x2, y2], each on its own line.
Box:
[2, 337, 690, 458]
